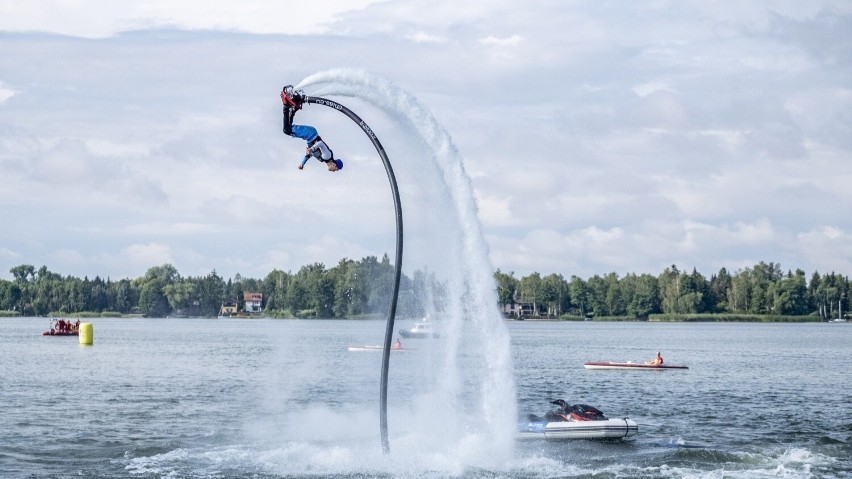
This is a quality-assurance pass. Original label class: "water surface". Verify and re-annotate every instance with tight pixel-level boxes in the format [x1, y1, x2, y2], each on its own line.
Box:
[1, 318, 849, 478]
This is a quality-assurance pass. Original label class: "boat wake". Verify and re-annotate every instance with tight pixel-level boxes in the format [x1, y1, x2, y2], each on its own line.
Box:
[124, 442, 838, 479]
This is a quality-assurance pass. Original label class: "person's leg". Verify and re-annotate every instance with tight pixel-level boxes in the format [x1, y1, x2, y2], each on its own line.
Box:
[283, 106, 295, 135]
[291, 125, 319, 143]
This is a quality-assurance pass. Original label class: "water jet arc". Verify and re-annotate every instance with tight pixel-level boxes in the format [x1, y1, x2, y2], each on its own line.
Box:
[303, 95, 403, 454]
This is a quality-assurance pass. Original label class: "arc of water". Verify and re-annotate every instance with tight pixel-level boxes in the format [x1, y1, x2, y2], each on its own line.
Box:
[297, 69, 517, 462]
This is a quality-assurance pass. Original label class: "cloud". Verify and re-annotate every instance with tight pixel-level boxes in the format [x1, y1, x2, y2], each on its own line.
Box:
[479, 34, 522, 47]
[798, 226, 852, 273]
[0, 81, 17, 104]
[0, 246, 21, 261]
[1, 1, 851, 282]
[0, 1, 386, 38]
[125, 243, 173, 264]
[407, 31, 446, 43]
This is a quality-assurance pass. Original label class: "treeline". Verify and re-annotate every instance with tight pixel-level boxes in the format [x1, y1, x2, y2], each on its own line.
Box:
[0, 256, 436, 319]
[0, 260, 848, 320]
[495, 262, 849, 320]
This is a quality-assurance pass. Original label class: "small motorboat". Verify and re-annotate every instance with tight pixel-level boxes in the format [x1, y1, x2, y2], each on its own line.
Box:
[398, 321, 437, 339]
[518, 400, 638, 440]
[584, 361, 688, 370]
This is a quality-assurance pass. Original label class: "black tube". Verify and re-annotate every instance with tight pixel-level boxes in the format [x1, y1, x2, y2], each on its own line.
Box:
[303, 96, 403, 454]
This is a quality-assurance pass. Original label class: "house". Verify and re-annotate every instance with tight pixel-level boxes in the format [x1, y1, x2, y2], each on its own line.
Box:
[501, 291, 537, 319]
[501, 301, 536, 319]
[219, 300, 238, 317]
[243, 292, 263, 314]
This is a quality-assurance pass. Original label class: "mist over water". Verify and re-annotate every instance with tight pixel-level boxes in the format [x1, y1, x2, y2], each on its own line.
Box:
[286, 69, 517, 470]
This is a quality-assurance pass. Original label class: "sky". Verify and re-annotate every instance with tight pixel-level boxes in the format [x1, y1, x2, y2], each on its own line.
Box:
[1, 1, 851, 282]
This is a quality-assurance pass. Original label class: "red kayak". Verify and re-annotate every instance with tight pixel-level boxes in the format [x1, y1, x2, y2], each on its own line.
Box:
[584, 361, 688, 370]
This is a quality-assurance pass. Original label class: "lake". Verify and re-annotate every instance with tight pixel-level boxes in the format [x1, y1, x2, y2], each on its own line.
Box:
[1, 317, 849, 478]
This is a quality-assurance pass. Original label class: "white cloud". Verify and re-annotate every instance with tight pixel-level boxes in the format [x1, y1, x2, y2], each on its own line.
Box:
[120, 243, 174, 270]
[0, 81, 17, 104]
[632, 81, 674, 98]
[407, 31, 446, 43]
[53, 248, 86, 266]
[798, 226, 852, 273]
[479, 34, 522, 47]
[0, 0, 385, 37]
[0, 246, 21, 260]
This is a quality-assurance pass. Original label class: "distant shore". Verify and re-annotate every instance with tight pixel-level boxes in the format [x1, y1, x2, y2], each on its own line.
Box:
[4, 311, 844, 323]
[515, 313, 831, 323]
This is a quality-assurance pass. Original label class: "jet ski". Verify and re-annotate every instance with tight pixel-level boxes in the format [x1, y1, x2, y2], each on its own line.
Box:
[517, 400, 638, 440]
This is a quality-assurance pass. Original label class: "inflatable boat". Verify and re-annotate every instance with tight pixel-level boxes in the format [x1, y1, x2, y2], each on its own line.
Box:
[518, 400, 638, 440]
[43, 318, 79, 336]
[584, 361, 688, 370]
[518, 417, 638, 440]
[42, 330, 79, 336]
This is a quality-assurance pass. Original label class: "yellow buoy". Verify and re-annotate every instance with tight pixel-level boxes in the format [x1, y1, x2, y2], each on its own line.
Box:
[79, 322, 93, 345]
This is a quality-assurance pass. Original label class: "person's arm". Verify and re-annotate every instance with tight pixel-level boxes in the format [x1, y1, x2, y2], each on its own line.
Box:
[299, 154, 309, 170]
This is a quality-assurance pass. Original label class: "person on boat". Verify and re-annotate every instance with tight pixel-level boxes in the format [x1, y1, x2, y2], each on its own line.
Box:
[74, 319, 81, 332]
[545, 400, 572, 421]
[548, 399, 607, 421]
[57, 319, 66, 333]
[649, 351, 664, 365]
[281, 85, 342, 172]
[393, 338, 402, 350]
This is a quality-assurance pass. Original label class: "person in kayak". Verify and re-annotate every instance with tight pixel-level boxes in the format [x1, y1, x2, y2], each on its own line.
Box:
[649, 351, 664, 365]
[281, 85, 342, 172]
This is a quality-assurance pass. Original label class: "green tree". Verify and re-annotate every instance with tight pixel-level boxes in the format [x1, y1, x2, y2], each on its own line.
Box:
[518, 272, 542, 316]
[568, 276, 588, 317]
[10, 264, 35, 283]
[112, 279, 136, 314]
[624, 273, 660, 319]
[164, 280, 196, 313]
[330, 259, 362, 317]
[586, 275, 608, 317]
[603, 272, 625, 316]
[493, 270, 518, 311]
[709, 268, 732, 312]
[773, 269, 808, 315]
[135, 264, 179, 317]
[540, 274, 566, 317]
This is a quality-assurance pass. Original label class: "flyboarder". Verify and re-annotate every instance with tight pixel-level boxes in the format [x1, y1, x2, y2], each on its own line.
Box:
[281, 85, 343, 172]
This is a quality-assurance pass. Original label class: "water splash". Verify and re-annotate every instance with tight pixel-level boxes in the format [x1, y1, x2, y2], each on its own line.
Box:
[297, 69, 517, 468]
